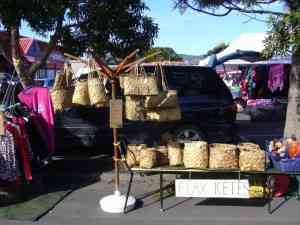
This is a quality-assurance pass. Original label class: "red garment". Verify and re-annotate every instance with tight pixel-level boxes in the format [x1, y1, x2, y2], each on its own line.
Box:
[18, 87, 55, 154]
[6, 119, 32, 181]
[273, 175, 290, 197]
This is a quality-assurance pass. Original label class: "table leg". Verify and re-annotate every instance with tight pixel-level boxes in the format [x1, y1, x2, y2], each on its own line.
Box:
[266, 175, 273, 214]
[124, 172, 134, 214]
[160, 173, 164, 212]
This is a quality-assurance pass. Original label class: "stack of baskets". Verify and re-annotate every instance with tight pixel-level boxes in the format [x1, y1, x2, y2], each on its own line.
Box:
[122, 64, 181, 122]
[51, 63, 108, 111]
[72, 71, 108, 107]
[125, 141, 266, 172]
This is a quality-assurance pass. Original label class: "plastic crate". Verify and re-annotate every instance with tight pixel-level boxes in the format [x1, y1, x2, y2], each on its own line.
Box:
[269, 153, 300, 172]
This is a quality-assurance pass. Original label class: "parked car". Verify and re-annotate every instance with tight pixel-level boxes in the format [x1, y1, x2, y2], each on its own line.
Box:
[54, 65, 237, 155]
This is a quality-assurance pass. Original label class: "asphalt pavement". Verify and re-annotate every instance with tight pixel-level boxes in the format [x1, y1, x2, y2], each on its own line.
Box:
[0, 113, 296, 225]
[38, 173, 300, 225]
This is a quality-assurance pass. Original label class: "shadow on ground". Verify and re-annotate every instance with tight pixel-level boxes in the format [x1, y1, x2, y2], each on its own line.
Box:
[0, 154, 113, 221]
[196, 198, 268, 207]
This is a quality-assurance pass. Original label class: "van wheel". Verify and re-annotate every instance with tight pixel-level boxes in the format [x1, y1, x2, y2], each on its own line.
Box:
[174, 126, 205, 143]
[234, 98, 246, 112]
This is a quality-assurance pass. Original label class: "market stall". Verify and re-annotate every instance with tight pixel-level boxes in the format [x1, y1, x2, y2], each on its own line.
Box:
[121, 140, 300, 214]
[46, 51, 300, 215]
[217, 58, 291, 121]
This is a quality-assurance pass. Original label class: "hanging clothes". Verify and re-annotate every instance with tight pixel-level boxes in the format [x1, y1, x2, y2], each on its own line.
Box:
[10, 117, 33, 181]
[25, 118, 49, 165]
[0, 129, 18, 182]
[253, 65, 271, 98]
[268, 64, 285, 93]
[18, 87, 55, 155]
[246, 66, 256, 98]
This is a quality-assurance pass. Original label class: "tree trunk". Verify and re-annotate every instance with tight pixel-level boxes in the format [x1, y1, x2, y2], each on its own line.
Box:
[10, 15, 64, 88]
[10, 25, 30, 88]
[24, 15, 64, 81]
[284, 48, 300, 138]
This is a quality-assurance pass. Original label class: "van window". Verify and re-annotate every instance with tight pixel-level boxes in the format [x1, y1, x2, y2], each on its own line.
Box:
[188, 71, 218, 95]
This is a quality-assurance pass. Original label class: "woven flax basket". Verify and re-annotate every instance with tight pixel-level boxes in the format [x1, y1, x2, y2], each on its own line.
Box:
[51, 88, 74, 112]
[126, 144, 147, 168]
[125, 96, 144, 121]
[144, 90, 178, 109]
[139, 148, 158, 169]
[146, 105, 181, 122]
[123, 65, 159, 96]
[183, 141, 208, 169]
[88, 73, 107, 106]
[209, 143, 239, 169]
[168, 142, 183, 166]
[157, 146, 169, 166]
[72, 79, 90, 106]
[238, 143, 265, 172]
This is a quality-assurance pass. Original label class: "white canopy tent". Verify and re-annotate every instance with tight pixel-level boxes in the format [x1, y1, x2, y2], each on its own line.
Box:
[199, 33, 268, 67]
[217, 33, 267, 59]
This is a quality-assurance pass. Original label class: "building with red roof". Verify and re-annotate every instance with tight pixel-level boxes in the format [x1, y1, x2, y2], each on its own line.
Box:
[0, 31, 64, 85]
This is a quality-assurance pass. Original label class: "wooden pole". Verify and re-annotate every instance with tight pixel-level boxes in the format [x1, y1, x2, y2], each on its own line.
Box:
[122, 51, 162, 73]
[111, 78, 120, 192]
[115, 49, 139, 75]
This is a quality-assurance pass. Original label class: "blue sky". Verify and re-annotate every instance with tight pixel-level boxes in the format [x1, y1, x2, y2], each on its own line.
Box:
[144, 0, 282, 55]
[20, 1, 283, 55]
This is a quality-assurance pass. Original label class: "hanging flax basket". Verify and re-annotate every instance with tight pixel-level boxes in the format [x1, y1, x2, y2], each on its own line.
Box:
[123, 65, 159, 96]
[51, 70, 74, 112]
[88, 72, 107, 106]
[72, 79, 90, 106]
[144, 66, 178, 109]
[51, 88, 74, 112]
[146, 105, 181, 122]
[125, 96, 145, 121]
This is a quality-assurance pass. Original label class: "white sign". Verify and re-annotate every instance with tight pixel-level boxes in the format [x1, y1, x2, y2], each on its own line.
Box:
[175, 179, 249, 198]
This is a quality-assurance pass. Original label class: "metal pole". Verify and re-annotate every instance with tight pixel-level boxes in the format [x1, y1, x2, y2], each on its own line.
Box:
[111, 78, 120, 192]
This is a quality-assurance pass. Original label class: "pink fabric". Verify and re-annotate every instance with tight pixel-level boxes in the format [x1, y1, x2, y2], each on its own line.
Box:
[268, 64, 285, 93]
[18, 87, 55, 154]
[247, 99, 274, 107]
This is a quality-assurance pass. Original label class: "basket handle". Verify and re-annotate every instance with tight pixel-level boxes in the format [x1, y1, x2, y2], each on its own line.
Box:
[158, 64, 168, 91]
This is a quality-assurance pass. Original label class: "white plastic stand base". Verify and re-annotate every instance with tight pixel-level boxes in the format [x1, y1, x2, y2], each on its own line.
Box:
[99, 190, 136, 213]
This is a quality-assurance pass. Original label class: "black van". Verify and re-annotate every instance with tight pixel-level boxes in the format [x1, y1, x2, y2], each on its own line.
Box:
[55, 65, 237, 154]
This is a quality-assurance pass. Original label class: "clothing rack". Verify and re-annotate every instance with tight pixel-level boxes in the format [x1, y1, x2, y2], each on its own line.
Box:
[0, 103, 21, 112]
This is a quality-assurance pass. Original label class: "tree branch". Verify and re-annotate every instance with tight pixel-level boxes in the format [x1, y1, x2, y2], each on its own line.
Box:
[224, 1, 287, 16]
[24, 14, 65, 83]
[255, 0, 279, 4]
[0, 41, 13, 65]
[179, 0, 287, 17]
[241, 12, 269, 23]
[184, 1, 233, 17]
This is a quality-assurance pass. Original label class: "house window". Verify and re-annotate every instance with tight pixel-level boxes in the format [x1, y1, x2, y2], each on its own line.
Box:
[35, 69, 47, 80]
